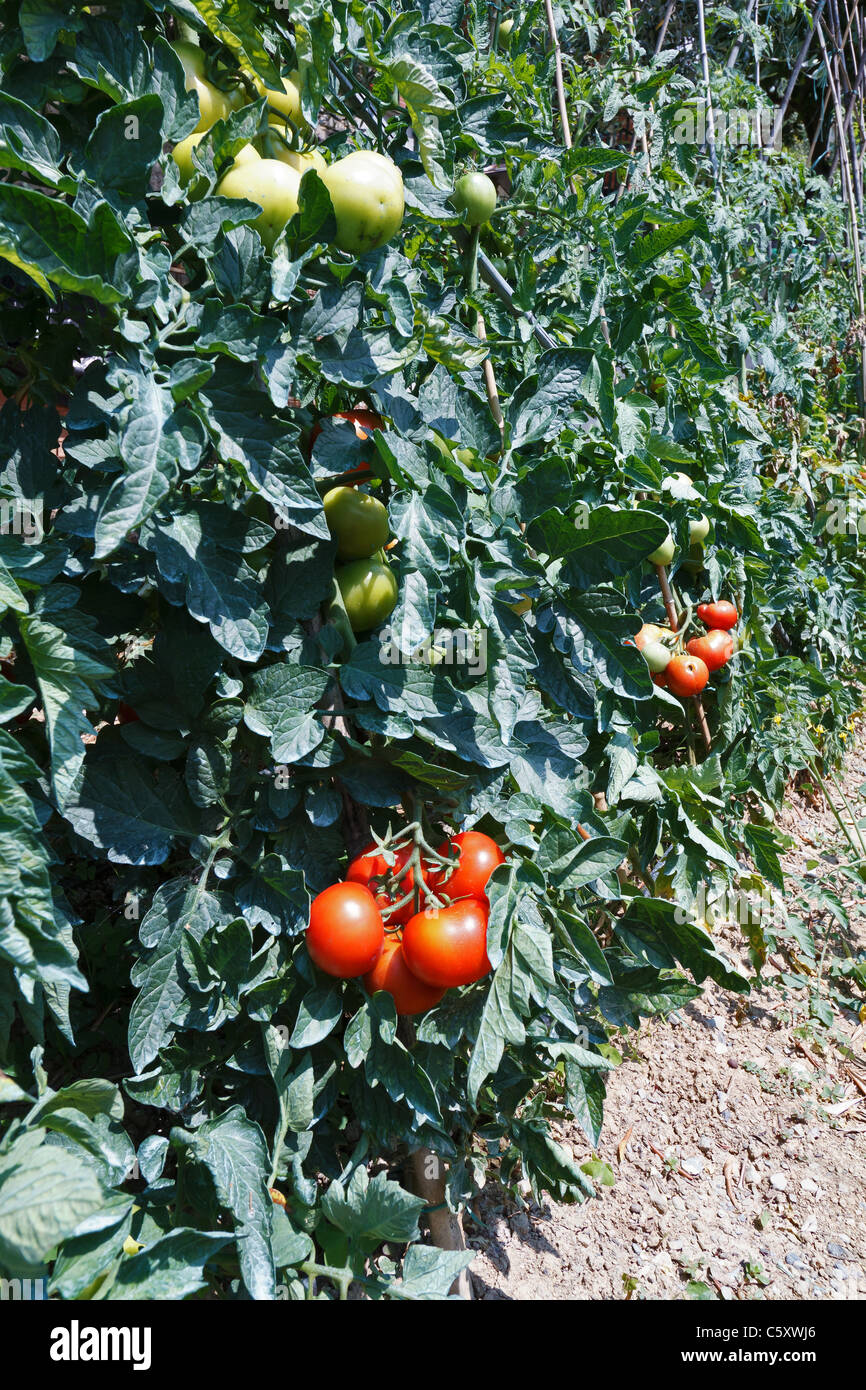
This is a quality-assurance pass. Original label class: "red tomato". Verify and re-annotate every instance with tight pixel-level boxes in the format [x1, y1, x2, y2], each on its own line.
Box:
[652, 671, 669, 688]
[686, 629, 734, 672]
[347, 842, 427, 925]
[666, 654, 710, 697]
[116, 702, 140, 725]
[696, 601, 738, 631]
[435, 830, 505, 903]
[363, 936, 446, 1015]
[306, 882, 384, 978]
[402, 898, 491, 987]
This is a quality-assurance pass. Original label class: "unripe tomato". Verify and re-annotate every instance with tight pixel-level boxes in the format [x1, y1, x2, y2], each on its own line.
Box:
[689, 514, 710, 545]
[265, 126, 327, 176]
[647, 530, 675, 565]
[696, 600, 738, 630]
[171, 131, 206, 187]
[306, 881, 384, 977]
[216, 158, 301, 250]
[323, 486, 390, 560]
[254, 69, 304, 125]
[321, 151, 405, 255]
[666, 654, 709, 697]
[402, 897, 491, 987]
[498, 16, 515, 39]
[662, 471, 694, 496]
[686, 629, 734, 672]
[363, 936, 446, 1015]
[452, 171, 498, 226]
[171, 40, 235, 134]
[641, 640, 672, 673]
[435, 831, 505, 903]
[635, 623, 673, 651]
[310, 410, 383, 482]
[336, 558, 398, 632]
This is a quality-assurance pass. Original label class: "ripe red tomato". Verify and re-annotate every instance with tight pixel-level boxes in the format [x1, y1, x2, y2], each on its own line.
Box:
[306, 882, 384, 978]
[402, 898, 491, 987]
[435, 830, 504, 903]
[116, 702, 140, 725]
[347, 842, 429, 925]
[363, 936, 446, 1015]
[686, 629, 734, 672]
[652, 670, 669, 688]
[666, 654, 710, 697]
[697, 601, 738, 631]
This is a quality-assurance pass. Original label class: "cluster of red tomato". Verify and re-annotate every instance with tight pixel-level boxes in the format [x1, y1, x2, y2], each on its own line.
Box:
[305, 831, 505, 1015]
[636, 600, 739, 697]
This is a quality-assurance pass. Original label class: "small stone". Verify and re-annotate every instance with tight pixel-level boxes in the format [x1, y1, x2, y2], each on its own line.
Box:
[727, 1057, 740, 1069]
[681, 1156, 704, 1177]
[769, 1172, 789, 1191]
[785, 1251, 806, 1268]
[697, 1136, 714, 1155]
[828, 1242, 851, 1259]
[801, 1217, 818, 1236]
[801, 1178, 818, 1195]
[650, 1194, 668, 1214]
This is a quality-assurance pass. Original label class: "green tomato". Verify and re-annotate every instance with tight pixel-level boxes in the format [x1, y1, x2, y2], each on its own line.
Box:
[689, 513, 710, 545]
[452, 171, 498, 226]
[321, 150, 405, 255]
[171, 131, 207, 192]
[662, 471, 694, 498]
[264, 126, 327, 176]
[641, 640, 672, 673]
[647, 530, 675, 565]
[323, 486, 390, 560]
[336, 558, 398, 632]
[498, 16, 514, 39]
[216, 158, 301, 250]
[254, 69, 305, 126]
[172, 40, 235, 134]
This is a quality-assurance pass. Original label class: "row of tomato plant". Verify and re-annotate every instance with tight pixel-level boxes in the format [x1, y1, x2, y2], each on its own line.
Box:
[0, 0, 864, 1300]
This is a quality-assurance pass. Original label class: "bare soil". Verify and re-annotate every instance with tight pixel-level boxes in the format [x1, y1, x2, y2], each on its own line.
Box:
[468, 734, 866, 1301]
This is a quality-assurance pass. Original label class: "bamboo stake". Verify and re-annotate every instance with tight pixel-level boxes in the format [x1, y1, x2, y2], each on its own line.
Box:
[764, 0, 828, 160]
[695, 0, 720, 181]
[815, 16, 866, 407]
[542, 0, 612, 346]
[726, 0, 757, 70]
